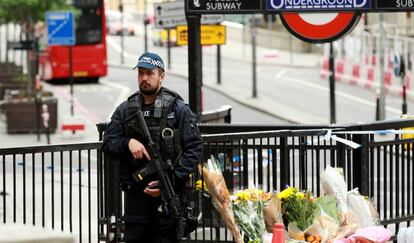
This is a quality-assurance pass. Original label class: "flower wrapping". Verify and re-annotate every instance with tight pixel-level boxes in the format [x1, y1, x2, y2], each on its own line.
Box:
[198, 156, 242, 243]
[263, 193, 283, 233]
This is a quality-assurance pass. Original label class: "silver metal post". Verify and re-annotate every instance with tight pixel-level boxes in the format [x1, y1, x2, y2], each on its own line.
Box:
[378, 13, 386, 120]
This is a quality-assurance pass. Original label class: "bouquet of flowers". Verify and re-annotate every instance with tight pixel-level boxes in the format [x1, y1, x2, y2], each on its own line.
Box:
[198, 156, 242, 243]
[231, 188, 269, 243]
[278, 186, 319, 241]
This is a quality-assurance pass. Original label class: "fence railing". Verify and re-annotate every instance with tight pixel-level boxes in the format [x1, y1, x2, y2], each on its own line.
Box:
[1, 119, 414, 242]
[0, 142, 104, 243]
[196, 120, 414, 241]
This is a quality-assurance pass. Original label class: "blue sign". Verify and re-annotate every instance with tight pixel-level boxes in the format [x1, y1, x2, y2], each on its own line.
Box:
[46, 11, 75, 46]
[266, 0, 371, 12]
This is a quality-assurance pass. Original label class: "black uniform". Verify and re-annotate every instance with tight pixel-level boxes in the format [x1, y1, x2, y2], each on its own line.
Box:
[102, 87, 203, 242]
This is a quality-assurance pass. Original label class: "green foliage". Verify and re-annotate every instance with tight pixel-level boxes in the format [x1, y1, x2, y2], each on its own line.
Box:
[0, 0, 69, 26]
[279, 187, 318, 231]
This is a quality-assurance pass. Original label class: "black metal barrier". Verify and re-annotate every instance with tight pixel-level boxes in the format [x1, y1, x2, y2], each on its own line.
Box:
[1, 119, 414, 242]
[0, 142, 104, 243]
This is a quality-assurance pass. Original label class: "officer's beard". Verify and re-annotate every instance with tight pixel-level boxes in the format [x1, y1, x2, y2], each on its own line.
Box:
[140, 87, 158, 95]
[140, 81, 162, 96]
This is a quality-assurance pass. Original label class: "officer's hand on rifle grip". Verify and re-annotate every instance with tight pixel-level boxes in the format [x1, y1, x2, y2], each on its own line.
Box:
[128, 138, 150, 160]
[144, 181, 161, 197]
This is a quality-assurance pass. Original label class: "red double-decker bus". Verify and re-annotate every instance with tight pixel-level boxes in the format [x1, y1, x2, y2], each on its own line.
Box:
[39, 0, 107, 83]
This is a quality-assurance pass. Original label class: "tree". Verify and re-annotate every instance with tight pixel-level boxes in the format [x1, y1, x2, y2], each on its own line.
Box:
[0, 0, 69, 96]
[0, 0, 68, 38]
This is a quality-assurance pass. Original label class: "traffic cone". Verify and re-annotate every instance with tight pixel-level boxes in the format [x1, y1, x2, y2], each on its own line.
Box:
[272, 223, 285, 243]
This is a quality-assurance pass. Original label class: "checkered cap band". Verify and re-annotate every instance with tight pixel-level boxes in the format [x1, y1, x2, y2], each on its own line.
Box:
[139, 56, 164, 70]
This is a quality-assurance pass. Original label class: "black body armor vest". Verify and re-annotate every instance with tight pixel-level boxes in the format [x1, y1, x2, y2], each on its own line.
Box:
[124, 88, 183, 172]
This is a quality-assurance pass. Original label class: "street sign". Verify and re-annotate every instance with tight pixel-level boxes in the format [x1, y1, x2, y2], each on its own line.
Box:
[376, 0, 414, 11]
[266, 0, 371, 12]
[46, 11, 75, 46]
[176, 25, 226, 46]
[280, 12, 361, 43]
[186, 0, 262, 14]
[155, 15, 224, 29]
[7, 41, 33, 50]
[155, 1, 184, 18]
[155, 1, 224, 29]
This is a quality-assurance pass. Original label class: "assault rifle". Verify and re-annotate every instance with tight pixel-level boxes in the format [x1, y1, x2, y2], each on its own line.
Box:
[134, 111, 190, 240]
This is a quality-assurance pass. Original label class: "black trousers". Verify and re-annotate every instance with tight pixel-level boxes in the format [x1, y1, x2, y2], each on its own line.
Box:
[123, 190, 179, 243]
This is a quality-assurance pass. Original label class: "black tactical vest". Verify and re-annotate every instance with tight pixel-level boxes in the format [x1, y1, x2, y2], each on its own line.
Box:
[124, 88, 182, 165]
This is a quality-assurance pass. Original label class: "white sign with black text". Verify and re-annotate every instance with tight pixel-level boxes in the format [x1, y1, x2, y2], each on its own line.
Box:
[154, 1, 224, 29]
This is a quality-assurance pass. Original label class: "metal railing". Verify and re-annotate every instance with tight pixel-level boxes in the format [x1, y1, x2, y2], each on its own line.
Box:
[1, 119, 414, 242]
[0, 142, 104, 243]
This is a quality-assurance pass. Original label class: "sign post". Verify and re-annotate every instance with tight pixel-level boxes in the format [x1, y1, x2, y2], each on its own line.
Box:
[329, 42, 336, 124]
[186, 14, 203, 117]
[46, 11, 84, 135]
[46, 11, 75, 116]
[393, 53, 407, 114]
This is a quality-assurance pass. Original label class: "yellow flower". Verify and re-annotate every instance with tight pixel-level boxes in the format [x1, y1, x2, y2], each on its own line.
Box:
[237, 191, 251, 201]
[278, 187, 296, 200]
[195, 180, 208, 192]
[296, 192, 305, 199]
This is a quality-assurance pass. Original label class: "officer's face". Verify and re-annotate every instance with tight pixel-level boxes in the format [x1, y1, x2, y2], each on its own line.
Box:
[138, 68, 165, 95]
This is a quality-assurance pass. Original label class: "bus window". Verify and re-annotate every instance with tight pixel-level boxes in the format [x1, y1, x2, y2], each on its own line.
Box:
[76, 8, 102, 44]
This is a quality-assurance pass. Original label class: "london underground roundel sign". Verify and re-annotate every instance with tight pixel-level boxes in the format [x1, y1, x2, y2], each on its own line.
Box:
[279, 12, 362, 43]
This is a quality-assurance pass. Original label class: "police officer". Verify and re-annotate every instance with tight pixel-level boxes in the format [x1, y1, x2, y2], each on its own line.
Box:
[103, 52, 203, 243]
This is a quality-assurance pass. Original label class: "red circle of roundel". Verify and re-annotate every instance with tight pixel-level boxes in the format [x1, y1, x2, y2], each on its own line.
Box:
[280, 12, 361, 43]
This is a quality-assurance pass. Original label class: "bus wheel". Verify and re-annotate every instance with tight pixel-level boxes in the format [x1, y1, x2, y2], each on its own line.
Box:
[90, 77, 99, 83]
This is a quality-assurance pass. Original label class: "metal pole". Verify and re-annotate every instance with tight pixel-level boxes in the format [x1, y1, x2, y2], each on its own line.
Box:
[0, 25, 2, 62]
[120, 2, 125, 64]
[5, 24, 9, 63]
[36, 93, 41, 141]
[402, 74, 408, 114]
[242, 15, 246, 57]
[329, 42, 336, 124]
[378, 13, 386, 120]
[186, 14, 202, 117]
[252, 16, 257, 98]
[267, 15, 272, 46]
[69, 45, 74, 116]
[144, 0, 148, 52]
[217, 45, 221, 84]
[35, 38, 41, 141]
[289, 34, 293, 65]
[167, 29, 171, 70]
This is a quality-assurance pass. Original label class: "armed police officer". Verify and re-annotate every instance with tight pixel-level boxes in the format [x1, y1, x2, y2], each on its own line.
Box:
[103, 52, 203, 243]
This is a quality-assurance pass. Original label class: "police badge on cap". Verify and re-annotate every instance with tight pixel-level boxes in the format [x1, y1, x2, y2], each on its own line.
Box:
[133, 52, 165, 71]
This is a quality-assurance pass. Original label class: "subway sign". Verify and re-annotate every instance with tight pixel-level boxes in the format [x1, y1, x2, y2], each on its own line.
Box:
[266, 0, 371, 12]
[376, 0, 414, 11]
[185, 0, 414, 13]
[186, 0, 262, 14]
